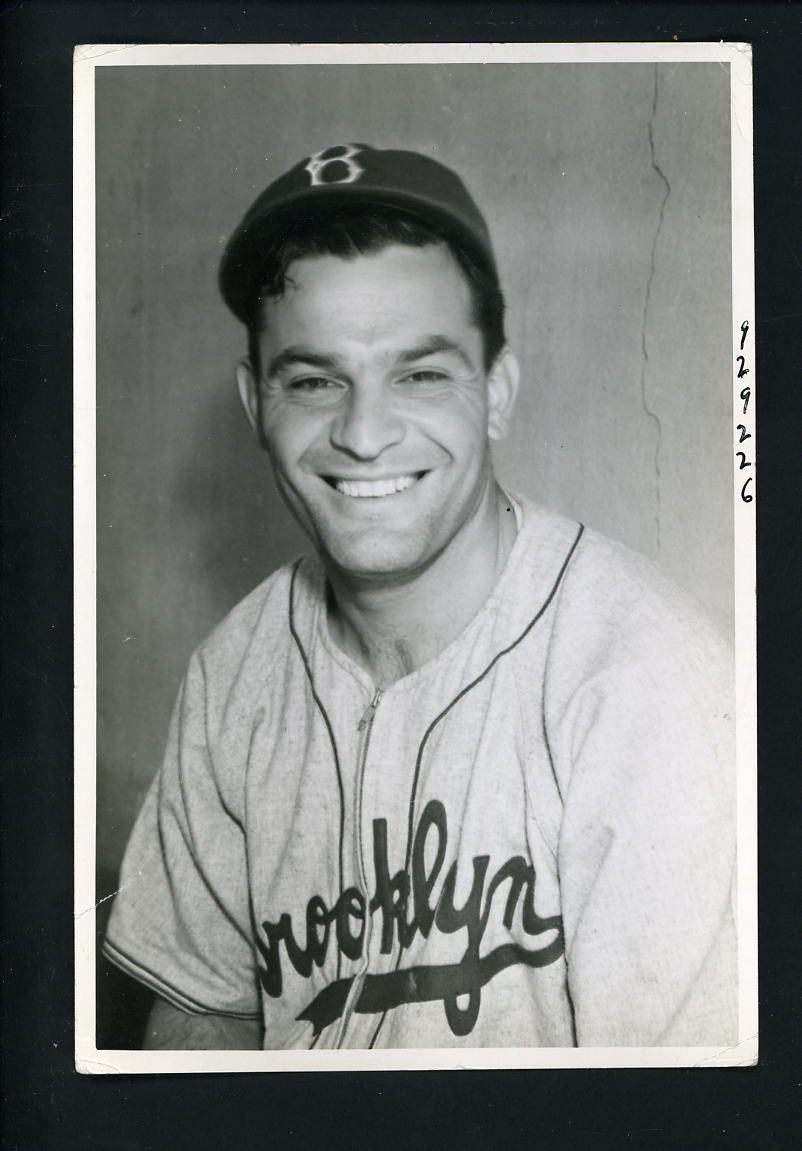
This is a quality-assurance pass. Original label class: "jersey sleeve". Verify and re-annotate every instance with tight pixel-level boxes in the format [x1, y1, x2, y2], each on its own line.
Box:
[103, 649, 261, 1020]
[547, 571, 738, 1047]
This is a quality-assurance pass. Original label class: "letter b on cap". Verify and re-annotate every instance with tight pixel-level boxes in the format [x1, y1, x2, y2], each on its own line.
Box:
[304, 144, 364, 186]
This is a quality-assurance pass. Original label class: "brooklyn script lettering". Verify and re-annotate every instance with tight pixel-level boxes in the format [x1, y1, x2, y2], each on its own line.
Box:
[255, 799, 565, 1038]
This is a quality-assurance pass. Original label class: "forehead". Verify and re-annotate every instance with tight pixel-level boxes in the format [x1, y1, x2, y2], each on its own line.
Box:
[257, 244, 477, 347]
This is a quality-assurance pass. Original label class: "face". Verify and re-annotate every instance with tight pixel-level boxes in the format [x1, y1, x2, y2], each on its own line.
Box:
[238, 243, 518, 585]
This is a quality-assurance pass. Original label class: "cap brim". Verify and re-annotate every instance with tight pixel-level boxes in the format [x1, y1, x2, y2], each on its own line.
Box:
[219, 183, 497, 323]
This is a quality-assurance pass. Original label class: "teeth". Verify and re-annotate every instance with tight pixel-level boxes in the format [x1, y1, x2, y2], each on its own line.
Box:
[334, 474, 418, 498]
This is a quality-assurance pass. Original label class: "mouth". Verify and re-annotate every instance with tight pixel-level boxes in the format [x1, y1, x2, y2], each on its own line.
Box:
[324, 472, 427, 499]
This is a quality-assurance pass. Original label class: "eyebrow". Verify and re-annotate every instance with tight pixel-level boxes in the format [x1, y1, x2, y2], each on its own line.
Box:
[265, 346, 340, 378]
[396, 336, 473, 370]
[265, 336, 474, 379]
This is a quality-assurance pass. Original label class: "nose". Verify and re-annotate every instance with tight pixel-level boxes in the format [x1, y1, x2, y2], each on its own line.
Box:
[329, 383, 404, 460]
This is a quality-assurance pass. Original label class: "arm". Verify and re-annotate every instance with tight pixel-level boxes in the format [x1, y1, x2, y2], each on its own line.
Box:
[144, 997, 263, 1050]
[547, 553, 737, 1046]
[104, 650, 263, 1036]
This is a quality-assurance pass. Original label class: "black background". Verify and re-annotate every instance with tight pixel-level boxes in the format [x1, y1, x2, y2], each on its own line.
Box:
[2, 2, 800, 1148]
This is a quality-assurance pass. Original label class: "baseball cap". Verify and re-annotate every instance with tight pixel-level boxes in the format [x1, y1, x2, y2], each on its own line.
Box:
[219, 143, 499, 323]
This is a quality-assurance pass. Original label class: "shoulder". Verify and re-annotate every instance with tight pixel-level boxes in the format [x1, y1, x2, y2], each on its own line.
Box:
[564, 523, 731, 671]
[518, 505, 736, 803]
[190, 554, 319, 697]
[511, 495, 731, 689]
[549, 526, 732, 745]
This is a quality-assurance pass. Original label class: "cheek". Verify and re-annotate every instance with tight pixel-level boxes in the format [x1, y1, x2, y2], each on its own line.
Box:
[414, 390, 489, 449]
[260, 402, 330, 465]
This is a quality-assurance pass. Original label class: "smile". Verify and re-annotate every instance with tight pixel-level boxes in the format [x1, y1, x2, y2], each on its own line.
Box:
[326, 473, 424, 499]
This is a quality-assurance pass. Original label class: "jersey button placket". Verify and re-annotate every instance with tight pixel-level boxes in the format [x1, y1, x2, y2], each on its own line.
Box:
[334, 688, 382, 1048]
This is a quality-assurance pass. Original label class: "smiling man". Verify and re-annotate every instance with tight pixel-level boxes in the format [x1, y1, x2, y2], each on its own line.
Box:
[104, 144, 736, 1051]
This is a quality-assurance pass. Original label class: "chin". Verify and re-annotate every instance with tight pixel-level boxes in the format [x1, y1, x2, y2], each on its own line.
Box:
[322, 531, 434, 584]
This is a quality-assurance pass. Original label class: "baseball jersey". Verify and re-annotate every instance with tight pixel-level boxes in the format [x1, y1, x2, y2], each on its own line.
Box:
[104, 495, 737, 1049]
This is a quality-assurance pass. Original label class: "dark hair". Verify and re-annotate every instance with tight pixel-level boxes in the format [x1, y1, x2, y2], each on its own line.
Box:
[246, 204, 506, 376]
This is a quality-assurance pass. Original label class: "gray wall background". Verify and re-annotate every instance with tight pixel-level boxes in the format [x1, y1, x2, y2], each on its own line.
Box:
[95, 62, 733, 874]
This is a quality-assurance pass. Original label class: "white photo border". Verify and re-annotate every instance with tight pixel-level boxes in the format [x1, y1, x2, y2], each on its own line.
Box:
[74, 39, 756, 1074]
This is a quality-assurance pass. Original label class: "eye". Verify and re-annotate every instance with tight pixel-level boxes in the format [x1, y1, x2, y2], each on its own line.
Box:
[288, 376, 339, 391]
[401, 369, 450, 385]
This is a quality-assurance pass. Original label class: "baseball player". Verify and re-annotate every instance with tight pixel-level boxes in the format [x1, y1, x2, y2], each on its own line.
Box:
[104, 144, 736, 1050]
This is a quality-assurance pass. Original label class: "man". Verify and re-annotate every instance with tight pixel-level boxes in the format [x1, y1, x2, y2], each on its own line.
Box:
[104, 144, 736, 1050]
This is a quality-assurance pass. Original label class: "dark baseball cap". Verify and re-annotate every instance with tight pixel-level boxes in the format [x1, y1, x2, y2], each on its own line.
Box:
[219, 143, 499, 323]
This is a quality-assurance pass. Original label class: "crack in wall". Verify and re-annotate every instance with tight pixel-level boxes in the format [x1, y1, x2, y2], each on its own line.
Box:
[639, 64, 671, 557]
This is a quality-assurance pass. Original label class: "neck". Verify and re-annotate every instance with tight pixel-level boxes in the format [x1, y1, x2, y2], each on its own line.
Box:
[326, 483, 518, 687]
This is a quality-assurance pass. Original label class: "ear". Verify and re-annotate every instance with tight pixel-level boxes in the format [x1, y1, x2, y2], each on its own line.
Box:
[486, 348, 520, 441]
[236, 358, 260, 434]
